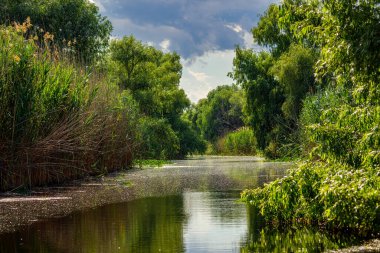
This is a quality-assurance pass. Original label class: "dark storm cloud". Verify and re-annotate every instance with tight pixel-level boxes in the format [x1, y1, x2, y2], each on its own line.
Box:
[94, 0, 277, 58]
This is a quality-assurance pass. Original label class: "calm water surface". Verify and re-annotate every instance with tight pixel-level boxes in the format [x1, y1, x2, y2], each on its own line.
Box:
[0, 157, 361, 252]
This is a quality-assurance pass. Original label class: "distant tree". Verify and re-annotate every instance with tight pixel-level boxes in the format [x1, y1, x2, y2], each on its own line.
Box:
[188, 85, 245, 142]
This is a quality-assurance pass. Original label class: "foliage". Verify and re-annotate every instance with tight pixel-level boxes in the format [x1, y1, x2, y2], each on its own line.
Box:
[241, 0, 380, 234]
[270, 44, 317, 122]
[110, 36, 205, 159]
[231, 23, 318, 158]
[214, 128, 257, 156]
[252, 4, 293, 57]
[133, 159, 171, 168]
[229, 49, 284, 156]
[0, 22, 88, 146]
[137, 117, 180, 160]
[242, 162, 380, 232]
[188, 85, 245, 142]
[173, 117, 207, 157]
[110, 36, 188, 118]
[0, 0, 112, 63]
[0, 24, 138, 190]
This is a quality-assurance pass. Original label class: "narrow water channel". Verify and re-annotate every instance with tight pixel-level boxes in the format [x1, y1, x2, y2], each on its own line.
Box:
[0, 157, 362, 252]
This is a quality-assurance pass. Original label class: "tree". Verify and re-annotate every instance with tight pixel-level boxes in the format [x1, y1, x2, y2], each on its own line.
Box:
[110, 36, 206, 158]
[0, 0, 112, 63]
[270, 44, 316, 122]
[110, 36, 188, 118]
[252, 4, 292, 57]
[187, 85, 245, 142]
[229, 49, 284, 152]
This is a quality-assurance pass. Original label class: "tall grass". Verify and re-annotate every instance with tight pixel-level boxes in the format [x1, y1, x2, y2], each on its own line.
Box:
[0, 22, 139, 191]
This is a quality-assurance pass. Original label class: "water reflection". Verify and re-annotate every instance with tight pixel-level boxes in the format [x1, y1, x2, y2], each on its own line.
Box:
[241, 205, 361, 253]
[0, 191, 361, 253]
[0, 195, 186, 253]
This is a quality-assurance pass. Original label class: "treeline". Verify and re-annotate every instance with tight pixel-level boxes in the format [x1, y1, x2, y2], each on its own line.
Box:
[184, 85, 256, 155]
[0, 0, 205, 191]
[239, 0, 379, 233]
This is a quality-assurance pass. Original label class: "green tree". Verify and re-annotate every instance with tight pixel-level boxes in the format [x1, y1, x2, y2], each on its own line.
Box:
[110, 36, 205, 158]
[229, 49, 284, 152]
[190, 85, 245, 142]
[252, 4, 292, 57]
[0, 0, 112, 62]
[110, 36, 188, 119]
[242, 0, 380, 232]
[270, 44, 316, 122]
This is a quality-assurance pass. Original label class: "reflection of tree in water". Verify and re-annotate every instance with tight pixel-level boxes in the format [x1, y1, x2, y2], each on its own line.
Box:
[123, 195, 186, 252]
[192, 191, 245, 224]
[0, 196, 187, 253]
[240, 205, 362, 253]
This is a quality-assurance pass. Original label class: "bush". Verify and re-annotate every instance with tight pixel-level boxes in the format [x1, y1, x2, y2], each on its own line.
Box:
[137, 117, 180, 160]
[242, 82, 380, 233]
[241, 162, 380, 233]
[213, 128, 257, 155]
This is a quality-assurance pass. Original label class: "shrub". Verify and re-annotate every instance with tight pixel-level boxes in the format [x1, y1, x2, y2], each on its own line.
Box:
[241, 162, 380, 233]
[213, 128, 256, 155]
[137, 117, 180, 160]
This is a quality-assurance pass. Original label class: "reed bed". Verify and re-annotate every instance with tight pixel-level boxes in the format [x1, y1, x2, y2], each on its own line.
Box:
[0, 22, 139, 191]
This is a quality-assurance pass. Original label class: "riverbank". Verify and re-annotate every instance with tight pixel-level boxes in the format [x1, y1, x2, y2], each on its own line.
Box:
[328, 239, 380, 253]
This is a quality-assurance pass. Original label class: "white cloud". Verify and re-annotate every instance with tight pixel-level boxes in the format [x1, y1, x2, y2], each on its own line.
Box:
[180, 50, 235, 102]
[242, 30, 254, 48]
[159, 39, 171, 52]
[225, 23, 255, 48]
[225, 24, 243, 33]
[188, 70, 210, 83]
[94, 0, 276, 102]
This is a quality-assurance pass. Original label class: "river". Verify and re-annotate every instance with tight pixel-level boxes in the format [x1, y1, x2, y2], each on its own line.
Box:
[0, 156, 364, 252]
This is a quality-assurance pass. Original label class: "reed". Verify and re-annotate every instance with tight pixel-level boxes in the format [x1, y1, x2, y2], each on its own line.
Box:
[0, 22, 139, 191]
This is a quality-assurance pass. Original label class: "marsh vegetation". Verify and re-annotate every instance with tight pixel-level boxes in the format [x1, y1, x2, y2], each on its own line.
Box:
[0, 0, 379, 249]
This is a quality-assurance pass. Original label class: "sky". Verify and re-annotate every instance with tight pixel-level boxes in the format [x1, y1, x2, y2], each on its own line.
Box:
[91, 0, 277, 102]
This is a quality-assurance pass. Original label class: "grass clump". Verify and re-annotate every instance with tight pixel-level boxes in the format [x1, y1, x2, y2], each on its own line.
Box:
[133, 160, 171, 169]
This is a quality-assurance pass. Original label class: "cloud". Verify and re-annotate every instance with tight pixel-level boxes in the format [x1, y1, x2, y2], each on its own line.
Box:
[188, 70, 210, 83]
[94, 0, 278, 59]
[180, 50, 235, 102]
[159, 39, 171, 52]
[225, 24, 243, 33]
[91, 0, 278, 101]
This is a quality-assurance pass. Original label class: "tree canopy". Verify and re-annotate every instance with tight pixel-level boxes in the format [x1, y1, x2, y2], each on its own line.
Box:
[109, 36, 205, 158]
[0, 0, 112, 62]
